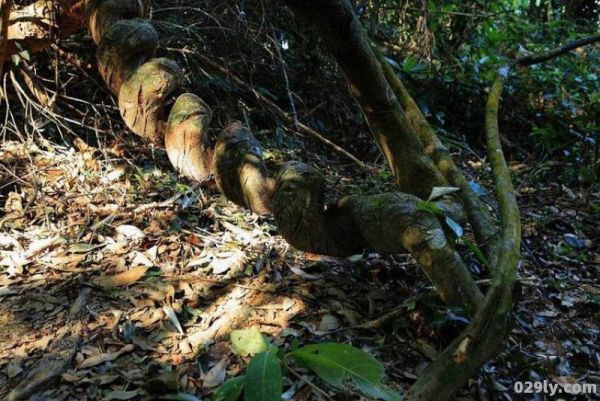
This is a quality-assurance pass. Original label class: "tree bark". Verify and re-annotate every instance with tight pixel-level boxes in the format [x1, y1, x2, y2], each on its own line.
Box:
[282, 0, 447, 199]
[372, 47, 500, 270]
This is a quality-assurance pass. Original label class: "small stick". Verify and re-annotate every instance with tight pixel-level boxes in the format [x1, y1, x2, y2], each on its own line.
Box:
[196, 54, 370, 171]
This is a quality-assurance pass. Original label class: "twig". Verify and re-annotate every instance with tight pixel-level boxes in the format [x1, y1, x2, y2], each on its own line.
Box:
[132, 190, 186, 213]
[270, 25, 299, 129]
[287, 366, 333, 401]
[195, 54, 370, 171]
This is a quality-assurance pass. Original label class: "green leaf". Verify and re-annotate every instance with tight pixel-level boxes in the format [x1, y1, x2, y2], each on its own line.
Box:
[244, 352, 282, 401]
[290, 343, 402, 401]
[463, 238, 489, 267]
[402, 56, 418, 73]
[417, 201, 444, 216]
[213, 376, 245, 401]
[230, 327, 268, 356]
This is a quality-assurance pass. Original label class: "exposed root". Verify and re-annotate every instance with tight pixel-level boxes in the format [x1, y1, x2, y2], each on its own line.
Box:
[2, 1, 85, 57]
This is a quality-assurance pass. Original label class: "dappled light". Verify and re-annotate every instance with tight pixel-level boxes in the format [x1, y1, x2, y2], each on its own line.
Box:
[1, 0, 599, 400]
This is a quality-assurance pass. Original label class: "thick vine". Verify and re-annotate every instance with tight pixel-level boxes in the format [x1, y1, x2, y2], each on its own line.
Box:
[23, 0, 479, 310]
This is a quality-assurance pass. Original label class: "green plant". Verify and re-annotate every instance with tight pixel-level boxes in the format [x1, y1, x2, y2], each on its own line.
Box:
[212, 327, 402, 401]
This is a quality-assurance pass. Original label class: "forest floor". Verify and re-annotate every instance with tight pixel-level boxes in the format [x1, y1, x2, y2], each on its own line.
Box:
[1, 1, 600, 400]
[1, 122, 599, 401]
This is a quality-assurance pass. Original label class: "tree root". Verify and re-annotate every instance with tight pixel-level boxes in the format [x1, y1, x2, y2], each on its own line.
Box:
[274, 161, 482, 308]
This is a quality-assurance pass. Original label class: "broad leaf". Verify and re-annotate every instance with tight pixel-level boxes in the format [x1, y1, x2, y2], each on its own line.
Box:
[290, 343, 402, 401]
[402, 56, 418, 72]
[213, 376, 245, 401]
[384, 56, 402, 71]
[230, 327, 268, 356]
[244, 352, 282, 401]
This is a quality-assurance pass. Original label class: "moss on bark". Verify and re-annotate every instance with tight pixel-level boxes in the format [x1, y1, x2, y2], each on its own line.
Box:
[97, 18, 157, 96]
[85, 0, 148, 45]
[213, 122, 275, 215]
[274, 162, 483, 309]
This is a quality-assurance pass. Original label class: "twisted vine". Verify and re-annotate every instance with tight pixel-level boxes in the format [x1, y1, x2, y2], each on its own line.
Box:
[4, 0, 483, 310]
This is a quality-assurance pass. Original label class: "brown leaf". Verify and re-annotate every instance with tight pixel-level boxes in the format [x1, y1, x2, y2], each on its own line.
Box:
[93, 266, 149, 288]
[79, 344, 135, 369]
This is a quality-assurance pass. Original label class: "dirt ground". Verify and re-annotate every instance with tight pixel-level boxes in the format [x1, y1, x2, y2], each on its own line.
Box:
[1, 1, 599, 400]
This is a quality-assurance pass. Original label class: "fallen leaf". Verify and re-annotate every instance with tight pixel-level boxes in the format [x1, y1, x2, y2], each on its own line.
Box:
[79, 344, 135, 369]
[163, 305, 185, 335]
[0, 286, 17, 297]
[115, 225, 145, 241]
[7, 361, 23, 378]
[93, 266, 149, 288]
[209, 250, 247, 275]
[68, 243, 105, 254]
[288, 266, 320, 280]
[202, 359, 227, 388]
[26, 236, 65, 257]
[319, 314, 340, 331]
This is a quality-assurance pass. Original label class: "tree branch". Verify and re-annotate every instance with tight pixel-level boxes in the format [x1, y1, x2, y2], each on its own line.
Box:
[373, 46, 501, 270]
[516, 32, 600, 66]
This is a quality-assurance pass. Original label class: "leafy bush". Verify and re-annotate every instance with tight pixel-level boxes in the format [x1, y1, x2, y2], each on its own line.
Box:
[363, 1, 599, 187]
